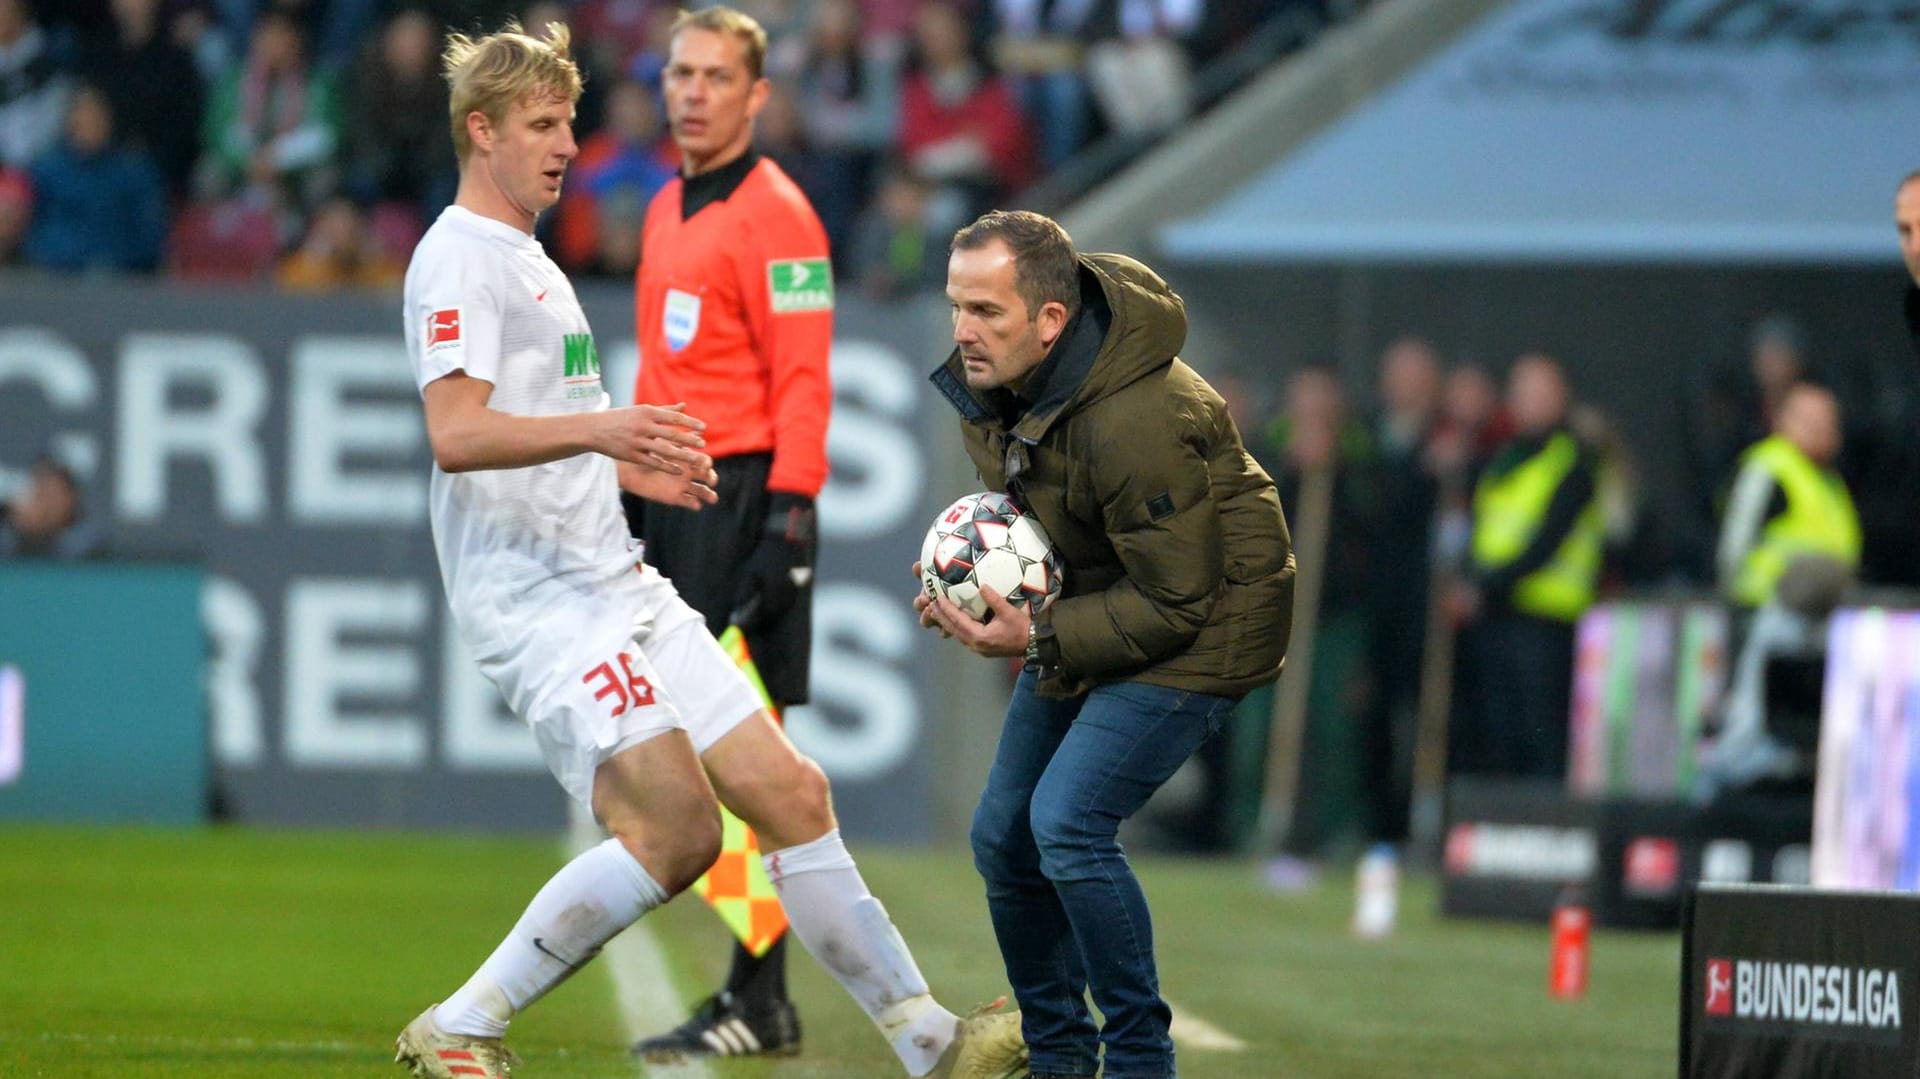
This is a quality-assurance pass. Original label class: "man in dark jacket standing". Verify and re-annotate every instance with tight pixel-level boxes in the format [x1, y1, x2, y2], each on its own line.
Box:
[918, 210, 1294, 1079]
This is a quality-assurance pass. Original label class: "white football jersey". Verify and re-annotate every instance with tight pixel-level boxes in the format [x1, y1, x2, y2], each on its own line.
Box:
[404, 206, 648, 679]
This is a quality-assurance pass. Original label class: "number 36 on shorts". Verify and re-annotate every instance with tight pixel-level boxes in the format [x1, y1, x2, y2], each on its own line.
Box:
[581, 652, 657, 717]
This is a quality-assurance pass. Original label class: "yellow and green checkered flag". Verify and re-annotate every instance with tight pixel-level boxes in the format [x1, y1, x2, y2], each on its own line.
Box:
[689, 628, 791, 956]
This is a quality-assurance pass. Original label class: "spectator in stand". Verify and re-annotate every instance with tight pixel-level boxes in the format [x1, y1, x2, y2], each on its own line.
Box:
[0, 0, 69, 169]
[623, 4, 682, 107]
[0, 455, 106, 561]
[202, 0, 382, 76]
[1352, 337, 1441, 934]
[989, 0, 1097, 170]
[753, 78, 834, 209]
[1698, 382, 1859, 796]
[573, 0, 658, 77]
[785, 0, 897, 262]
[1715, 383, 1858, 612]
[1430, 361, 1511, 497]
[1900, 169, 1920, 365]
[1449, 355, 1601, 781]
[0, 168, 30, 267]
[582, 188, 647, 278]
[171, 1, 236, 87]
[1265, 364, 1377, 859]
[344, 8, 454, 218]
[80, 0, 206, 199]
[848, 164, 945, 300]
[276, 196, 405, 291]
[1684, 315, 1813, 571]
[24, 85, 167, 273]
[555, 77, 674, 274]
[897, 0, 1033, 220]
[198, 7, 341, 228]
[1085, 0, 1202, 137]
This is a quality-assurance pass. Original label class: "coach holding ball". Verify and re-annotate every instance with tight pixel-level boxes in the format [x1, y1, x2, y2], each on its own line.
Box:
[915, 209, 1294, 1079]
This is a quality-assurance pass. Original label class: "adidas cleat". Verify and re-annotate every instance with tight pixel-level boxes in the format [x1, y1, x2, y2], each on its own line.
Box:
[395, 1007, 517, 1078]
[629, 990, 802, 1060]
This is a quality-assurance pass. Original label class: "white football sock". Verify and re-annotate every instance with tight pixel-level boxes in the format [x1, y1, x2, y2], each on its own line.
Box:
[764, 829, 958, 1076]
[436, 837, 669, 1038]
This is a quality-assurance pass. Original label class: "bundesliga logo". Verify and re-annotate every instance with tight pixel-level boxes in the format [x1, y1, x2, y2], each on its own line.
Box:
[1705, 957, 1902, 1030]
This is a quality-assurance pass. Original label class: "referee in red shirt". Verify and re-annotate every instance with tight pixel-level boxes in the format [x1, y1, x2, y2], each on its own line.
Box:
[623, 6, 832, 1059]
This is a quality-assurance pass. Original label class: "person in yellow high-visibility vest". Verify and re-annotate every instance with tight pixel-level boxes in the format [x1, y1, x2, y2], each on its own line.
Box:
[1715, 382, 1858, 609]
[1697, 382, 1858, 799]
[1447, 355, 1601, 780]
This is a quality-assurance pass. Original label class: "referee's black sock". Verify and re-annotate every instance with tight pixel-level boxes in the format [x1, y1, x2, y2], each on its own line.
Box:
[725, 934, 790, 1007]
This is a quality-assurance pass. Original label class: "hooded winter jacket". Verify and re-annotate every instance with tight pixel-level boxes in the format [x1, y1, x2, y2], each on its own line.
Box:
[930, 252, 1295, 698]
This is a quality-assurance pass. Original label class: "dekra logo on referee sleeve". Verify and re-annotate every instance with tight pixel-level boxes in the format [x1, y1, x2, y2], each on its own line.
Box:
[768, 258, 834, 312]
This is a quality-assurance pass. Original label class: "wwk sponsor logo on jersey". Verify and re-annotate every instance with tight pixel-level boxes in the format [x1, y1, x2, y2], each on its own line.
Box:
[768, 258, 834, 313]
[561, 333, 600, 399]
[1704, 955, 1904, 1040]
[425, 308, 461, 353]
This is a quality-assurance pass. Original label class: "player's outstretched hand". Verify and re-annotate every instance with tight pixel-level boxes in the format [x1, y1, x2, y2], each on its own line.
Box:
[620, 457, 718, 510]
[602, 402, 708, 474]
[925, 581, 1028, 659]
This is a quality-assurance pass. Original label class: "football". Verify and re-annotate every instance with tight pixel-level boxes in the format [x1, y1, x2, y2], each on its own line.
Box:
[919, 491, 1065, 621]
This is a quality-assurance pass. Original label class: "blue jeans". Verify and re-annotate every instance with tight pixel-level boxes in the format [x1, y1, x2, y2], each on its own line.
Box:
[970, 672, 1238, 1079]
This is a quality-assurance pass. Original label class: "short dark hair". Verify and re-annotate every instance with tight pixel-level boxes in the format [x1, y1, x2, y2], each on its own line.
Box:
[951, 210, 1080, 322]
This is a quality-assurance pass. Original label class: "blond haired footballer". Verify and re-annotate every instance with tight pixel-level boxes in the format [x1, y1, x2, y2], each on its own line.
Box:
[393, 23, 1027, 1079]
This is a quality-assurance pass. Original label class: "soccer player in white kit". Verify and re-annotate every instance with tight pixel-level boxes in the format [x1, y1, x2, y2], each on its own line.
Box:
[392, 22, 1028, 1079]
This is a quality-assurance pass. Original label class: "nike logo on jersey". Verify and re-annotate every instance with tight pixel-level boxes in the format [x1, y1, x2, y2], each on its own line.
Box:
[535, 289, 549, 302]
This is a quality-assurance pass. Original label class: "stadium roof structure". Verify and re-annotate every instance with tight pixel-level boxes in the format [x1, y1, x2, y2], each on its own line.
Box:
[1159, 0, 1920, 265]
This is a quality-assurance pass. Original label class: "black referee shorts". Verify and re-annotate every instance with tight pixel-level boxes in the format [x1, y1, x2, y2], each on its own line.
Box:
[622, 452, 814, 707]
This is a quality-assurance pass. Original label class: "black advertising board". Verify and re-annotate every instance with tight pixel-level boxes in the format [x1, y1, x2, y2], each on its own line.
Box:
[1444, 778, 1810, 928]
[1683, 885, 1919, 1078]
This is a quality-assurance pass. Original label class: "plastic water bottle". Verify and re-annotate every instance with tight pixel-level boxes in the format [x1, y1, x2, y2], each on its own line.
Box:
[1352, 843, 1399, 940]
[1549, 887, 1590, 999]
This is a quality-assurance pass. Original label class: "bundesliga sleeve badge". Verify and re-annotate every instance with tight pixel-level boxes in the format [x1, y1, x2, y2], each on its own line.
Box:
[426, 307, 462, 354]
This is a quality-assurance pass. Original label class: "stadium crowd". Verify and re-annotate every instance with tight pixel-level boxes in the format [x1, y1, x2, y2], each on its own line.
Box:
[0, 0, 1298, 288]
[1242, 314, 1920, 859]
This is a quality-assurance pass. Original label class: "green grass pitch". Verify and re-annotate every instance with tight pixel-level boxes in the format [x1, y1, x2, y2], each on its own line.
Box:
[0, 825, 1678, 1077]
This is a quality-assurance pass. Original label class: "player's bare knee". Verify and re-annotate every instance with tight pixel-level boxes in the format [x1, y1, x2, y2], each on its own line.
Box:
[789, 754, 832, 819]
[615, 804, 722, 894]
[672, 806, 725, 889]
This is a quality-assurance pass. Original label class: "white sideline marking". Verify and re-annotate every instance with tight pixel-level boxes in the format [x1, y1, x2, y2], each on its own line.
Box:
[1167, 998, 1247, 1052]
[566, 806, 713, 1079]
[16, 1031, 363, 1055]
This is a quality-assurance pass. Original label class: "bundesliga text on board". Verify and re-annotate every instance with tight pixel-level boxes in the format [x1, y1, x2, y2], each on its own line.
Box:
[1704, 957, 1905, 1045]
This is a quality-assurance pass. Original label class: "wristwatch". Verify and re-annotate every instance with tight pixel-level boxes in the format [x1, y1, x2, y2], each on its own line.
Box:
[1023, 617, 1057, 673]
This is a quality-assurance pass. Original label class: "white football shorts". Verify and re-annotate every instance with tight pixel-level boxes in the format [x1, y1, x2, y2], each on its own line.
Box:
[491, 567, 766, 806]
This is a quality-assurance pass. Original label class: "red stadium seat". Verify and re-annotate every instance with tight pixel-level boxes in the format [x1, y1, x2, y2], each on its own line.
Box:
[168, 201, 281, 282]
[369, 201, 426, 261]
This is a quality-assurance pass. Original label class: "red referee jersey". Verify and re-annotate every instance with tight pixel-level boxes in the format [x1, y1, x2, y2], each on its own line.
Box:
[634, 152, 833, 497]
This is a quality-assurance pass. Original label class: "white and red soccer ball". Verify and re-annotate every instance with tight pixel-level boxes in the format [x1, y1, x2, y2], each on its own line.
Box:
[920, 491, 1064, 621]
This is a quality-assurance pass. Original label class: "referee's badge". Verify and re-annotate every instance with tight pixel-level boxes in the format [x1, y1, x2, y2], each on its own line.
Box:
[664, 288, 701, 351]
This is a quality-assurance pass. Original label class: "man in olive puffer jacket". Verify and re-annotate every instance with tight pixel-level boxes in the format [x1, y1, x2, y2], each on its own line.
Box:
[917, 209, 1294, 1079]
